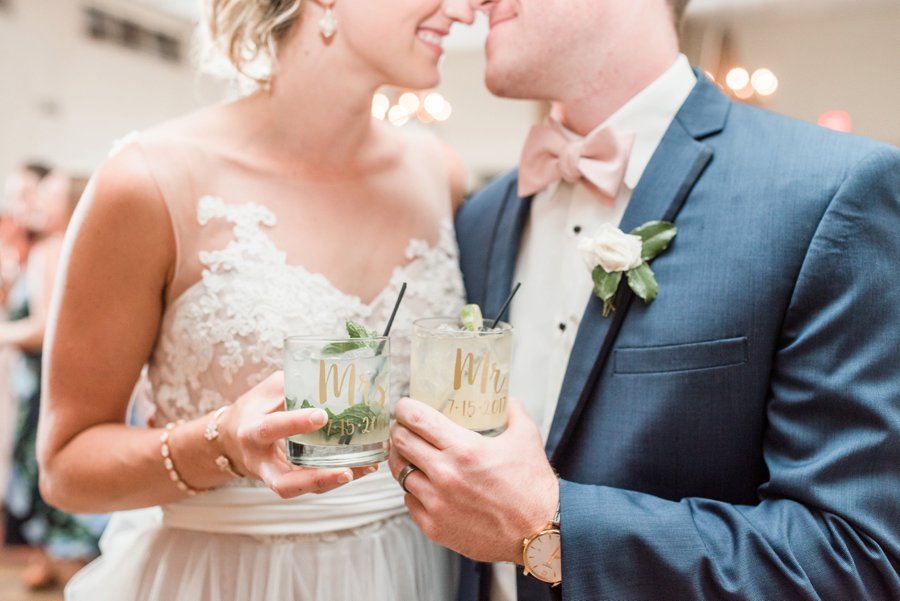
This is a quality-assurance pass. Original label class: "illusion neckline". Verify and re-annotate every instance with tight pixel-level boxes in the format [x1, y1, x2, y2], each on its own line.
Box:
[166, 196, 454, 312]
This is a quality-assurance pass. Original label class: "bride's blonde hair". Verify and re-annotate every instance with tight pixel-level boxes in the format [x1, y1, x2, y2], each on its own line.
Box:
[203, 0, 303, 86]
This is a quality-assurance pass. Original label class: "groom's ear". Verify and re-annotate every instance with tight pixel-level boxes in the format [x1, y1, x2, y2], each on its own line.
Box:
[668, 0, 691, 27]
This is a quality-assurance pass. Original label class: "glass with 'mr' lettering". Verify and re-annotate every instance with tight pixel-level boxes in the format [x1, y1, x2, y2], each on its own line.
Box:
[283, 335, 391, 467]
[410, 317, 512, 436]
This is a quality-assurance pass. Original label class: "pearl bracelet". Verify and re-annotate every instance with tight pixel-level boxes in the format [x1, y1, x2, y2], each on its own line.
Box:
[160, 421, 208, 496]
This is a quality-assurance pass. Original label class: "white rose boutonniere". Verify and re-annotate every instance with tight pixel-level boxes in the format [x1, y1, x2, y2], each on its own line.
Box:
[578, 220, 677, 317]
[579, 224, 645, 273]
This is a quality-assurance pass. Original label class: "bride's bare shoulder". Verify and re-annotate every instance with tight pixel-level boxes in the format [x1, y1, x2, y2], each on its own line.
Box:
[96, 102, 242, 204]
[136, 104, 229, 151]
[382, 124, 467, 210]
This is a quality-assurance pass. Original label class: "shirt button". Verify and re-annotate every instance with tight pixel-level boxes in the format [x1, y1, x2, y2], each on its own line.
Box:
[573, 225, 582, 234]
[558, 322, 567, 332]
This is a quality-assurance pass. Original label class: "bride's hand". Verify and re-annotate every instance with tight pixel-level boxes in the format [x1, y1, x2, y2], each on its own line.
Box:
[219, 371, 376, 498]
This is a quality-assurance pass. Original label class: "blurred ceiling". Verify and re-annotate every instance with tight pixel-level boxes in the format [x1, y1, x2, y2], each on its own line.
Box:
[131, 0, 196, 22]
[689, 0, 895, 14]
[126, 0, 893, 49]
[130, 0, 890, 22]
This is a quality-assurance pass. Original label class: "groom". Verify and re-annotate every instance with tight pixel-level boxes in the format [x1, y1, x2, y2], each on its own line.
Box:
[389, 0, 900, 599]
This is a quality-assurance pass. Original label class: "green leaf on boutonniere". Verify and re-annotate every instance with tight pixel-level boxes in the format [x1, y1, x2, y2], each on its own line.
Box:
[630, 221, 677, 261]
[592, 267, 622, 317]
[626, 262, 659, 303]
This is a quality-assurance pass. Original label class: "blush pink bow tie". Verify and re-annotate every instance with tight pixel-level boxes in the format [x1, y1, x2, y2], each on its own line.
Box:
[518, 117, 635, 203]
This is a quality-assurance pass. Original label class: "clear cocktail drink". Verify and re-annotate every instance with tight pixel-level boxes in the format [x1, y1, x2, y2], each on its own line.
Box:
[284, 335, 390, 467]
[410, 318, 512, 436]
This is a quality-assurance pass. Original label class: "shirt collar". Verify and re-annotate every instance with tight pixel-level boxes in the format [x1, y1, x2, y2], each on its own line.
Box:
[556, 54, 697, 191]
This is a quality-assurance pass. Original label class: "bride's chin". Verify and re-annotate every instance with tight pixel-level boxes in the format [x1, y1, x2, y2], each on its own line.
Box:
[391, 70, 440, 93]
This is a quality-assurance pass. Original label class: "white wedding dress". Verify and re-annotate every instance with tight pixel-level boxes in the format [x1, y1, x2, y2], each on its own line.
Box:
[65, 131, 467, 601]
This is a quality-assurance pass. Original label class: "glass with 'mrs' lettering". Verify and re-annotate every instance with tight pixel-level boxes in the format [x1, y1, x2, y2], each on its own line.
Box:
[410, 318, 512, 436]
[283, 336, 390, 467]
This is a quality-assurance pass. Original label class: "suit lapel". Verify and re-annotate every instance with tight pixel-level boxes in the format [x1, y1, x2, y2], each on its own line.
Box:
[545, 77, 729, 462]
[483, 170, 534, 320]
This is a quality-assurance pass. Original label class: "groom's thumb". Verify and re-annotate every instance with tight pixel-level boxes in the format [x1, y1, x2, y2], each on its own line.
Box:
[505, 397, 538, 434]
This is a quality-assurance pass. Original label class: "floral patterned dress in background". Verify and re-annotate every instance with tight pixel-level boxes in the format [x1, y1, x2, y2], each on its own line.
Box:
[2, 275, 108, 559]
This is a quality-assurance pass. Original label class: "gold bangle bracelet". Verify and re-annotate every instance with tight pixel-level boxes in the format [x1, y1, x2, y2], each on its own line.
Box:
[205, 406, 244, 479]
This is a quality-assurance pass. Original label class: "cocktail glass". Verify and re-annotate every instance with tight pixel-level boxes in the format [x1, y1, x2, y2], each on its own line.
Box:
[284, 335, 391, 467]
[410, 318, 512, 436]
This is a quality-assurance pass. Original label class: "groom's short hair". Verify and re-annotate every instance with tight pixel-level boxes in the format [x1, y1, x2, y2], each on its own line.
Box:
[669, 0, 690, 25]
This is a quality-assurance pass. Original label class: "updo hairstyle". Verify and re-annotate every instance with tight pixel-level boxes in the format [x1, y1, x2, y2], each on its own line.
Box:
[204, 0, 303, 86]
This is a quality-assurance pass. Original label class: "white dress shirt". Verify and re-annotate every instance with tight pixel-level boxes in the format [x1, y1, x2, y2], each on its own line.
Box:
[490, 55, 697, 601]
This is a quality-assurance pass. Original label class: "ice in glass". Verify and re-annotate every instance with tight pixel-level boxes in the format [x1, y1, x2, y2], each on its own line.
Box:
[410, 316, 512, 436]
[284, 329, 390, 467]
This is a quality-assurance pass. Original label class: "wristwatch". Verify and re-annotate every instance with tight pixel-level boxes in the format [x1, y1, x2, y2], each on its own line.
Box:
[522, 504, 562, 586]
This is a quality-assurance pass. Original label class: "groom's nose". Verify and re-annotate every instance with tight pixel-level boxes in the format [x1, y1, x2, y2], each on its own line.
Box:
[443, 0, 477, 24]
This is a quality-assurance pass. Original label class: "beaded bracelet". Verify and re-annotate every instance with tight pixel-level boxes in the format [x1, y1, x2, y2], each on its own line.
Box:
[160, 420, 208, 496]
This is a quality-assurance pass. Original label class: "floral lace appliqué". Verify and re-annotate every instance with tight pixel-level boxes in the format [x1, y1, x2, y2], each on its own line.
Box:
[148, 196, 465, 423]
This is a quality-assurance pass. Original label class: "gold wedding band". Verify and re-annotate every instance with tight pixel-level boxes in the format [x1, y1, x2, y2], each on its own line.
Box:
[397, 463, 419, 494]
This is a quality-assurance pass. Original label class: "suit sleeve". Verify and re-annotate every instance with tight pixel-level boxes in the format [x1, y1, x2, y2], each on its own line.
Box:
[559, 147, 900, 600]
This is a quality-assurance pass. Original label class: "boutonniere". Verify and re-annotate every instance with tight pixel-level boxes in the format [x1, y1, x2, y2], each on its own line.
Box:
[578, 221, 677, 317]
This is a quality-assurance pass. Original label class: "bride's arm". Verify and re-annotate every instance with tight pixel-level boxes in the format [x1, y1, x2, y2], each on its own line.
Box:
[36, 147, 368, 514]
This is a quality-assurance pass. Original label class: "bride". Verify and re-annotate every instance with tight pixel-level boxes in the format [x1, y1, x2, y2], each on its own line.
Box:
[36, 0, 476, 598]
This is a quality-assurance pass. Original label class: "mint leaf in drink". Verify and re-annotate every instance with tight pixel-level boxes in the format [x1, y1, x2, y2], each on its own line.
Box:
[321, 320, 379, 355]
[311, 320, 386, 443]
[300, 396, 384, 444]
[346, 320, 377, 340]
[309, 403, 382, 444]
[300, 399, 338, 422]
[321, 341, 363, 355]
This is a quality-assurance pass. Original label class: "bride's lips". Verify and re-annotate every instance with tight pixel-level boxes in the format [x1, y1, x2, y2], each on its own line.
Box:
[416, 28, 448, 56]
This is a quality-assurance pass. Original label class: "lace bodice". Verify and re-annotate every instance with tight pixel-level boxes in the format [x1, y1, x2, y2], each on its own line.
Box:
[148, 196, 466, 423]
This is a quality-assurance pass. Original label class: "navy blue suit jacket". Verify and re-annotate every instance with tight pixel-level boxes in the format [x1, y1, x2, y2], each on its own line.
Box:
[454, 75, 900, 600]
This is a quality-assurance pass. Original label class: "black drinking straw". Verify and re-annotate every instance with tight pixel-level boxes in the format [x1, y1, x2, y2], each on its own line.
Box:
[376, 282, 405, 380]
[490, 282, 522, 329]
[383, 282, 407, 336]
[375, 282, 407, 355]
[336, 283, 405, 445]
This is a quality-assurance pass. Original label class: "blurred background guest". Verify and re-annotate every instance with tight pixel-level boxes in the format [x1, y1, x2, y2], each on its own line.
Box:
[0, 162, 49, 531]
[0, 170, 105, 591]
[0, 164, 48, 302]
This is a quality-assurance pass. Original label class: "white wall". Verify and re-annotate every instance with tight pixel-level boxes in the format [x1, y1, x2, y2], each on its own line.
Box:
[683, 1, 900, 146]
[0, 0, 226, 184]
[432, 49, 539, 187]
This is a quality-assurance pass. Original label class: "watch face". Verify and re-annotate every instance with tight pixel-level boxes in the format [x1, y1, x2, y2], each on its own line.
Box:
[525, 530, 561, 584]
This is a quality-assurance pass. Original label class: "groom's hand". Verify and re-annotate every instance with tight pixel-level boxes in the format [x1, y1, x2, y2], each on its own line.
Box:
[389, 397, 559, 564]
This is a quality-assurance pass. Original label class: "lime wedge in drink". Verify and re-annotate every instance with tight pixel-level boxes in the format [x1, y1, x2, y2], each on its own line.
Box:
[460, 304, 483, 332]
